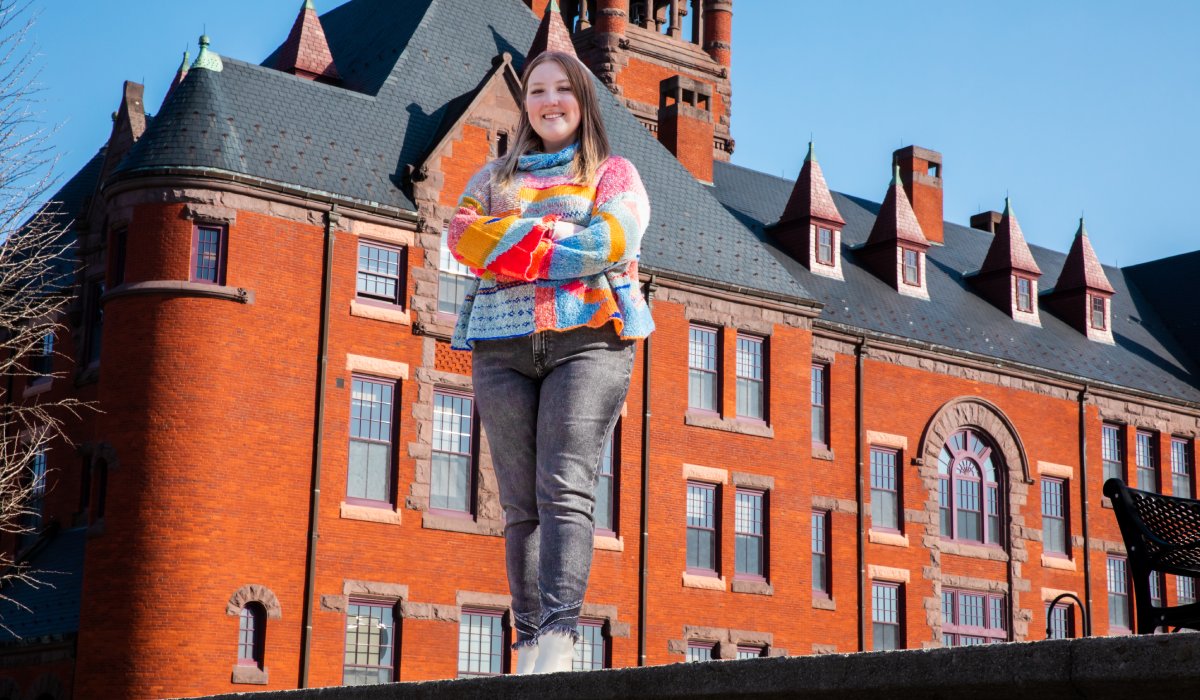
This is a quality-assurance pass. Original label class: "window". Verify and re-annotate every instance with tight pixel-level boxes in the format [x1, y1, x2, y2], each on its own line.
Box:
[902, 248, 920, 286]
[870, 447, 900, 531]
[734, 489, 765, 579]
[685, 641, 715, 662]
[595, 430, 617, 535]
[816, 227, 834, 265]
[1136, 431, 1157, 493]
[1016, 276, 1032, 312]
[348, 377, 395, 505]
[84, 280, 105, 366]
[1107, 556, 1130, 631]
[458, 609, 505, 677]
[343, 601, 396, 685]
[942, 589, 1006, 646]
[1171, 438, 1193, 498]
[735, 335, 765, 420]
[1178, 576, 1197, 606]
[811, 364, 829, 447]
[688, 326, 719, 412]
[1102, 424, 1124, 483]
[30, 332, 53, 379]
[356, 241, 405, 306]
[1090, 295, 1106, 330]
[736, 645, 766, 659]
[686, 482, 718, 574]
[872, 582, 902, 650]
[1041, 478, 1068, 556]
[110, 228, 127, 287]
[237, 603, 266, 669]
[811, 510, 829, 596]
[1046, 603, 1073, 639]
[1150, 571, 1165, 608]
[432, 391, 474, 513]
[938, 429, 1003, 545]
[438, 229, 474, 315]
[573, 619, 607, 671]
[191, 224, 226, 284]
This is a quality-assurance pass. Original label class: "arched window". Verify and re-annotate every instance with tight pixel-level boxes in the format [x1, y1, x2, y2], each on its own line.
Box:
[938, 429, 1003, 545]
[238, 603, 266, 669]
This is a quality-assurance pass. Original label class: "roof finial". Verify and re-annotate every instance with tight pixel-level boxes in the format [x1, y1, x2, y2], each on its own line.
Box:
[1003, 195, 1013, 217]
[805, 140, 816, 163]
[304, 0, 315, 8]
[178, 49, 190, 73]
[892, 163, 902, 186]
[550, 0, 561, 11]
[192, 33, 224, 72]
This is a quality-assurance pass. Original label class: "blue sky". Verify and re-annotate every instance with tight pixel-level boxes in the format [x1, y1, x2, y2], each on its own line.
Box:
[27, 0, 1200, 266]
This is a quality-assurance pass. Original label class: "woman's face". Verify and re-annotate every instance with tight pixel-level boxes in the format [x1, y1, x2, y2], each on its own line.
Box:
[525, 60, 581, 153]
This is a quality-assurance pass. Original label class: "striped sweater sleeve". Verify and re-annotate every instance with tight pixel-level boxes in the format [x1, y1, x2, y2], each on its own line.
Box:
[537, 157, 650, 281]
[448, 164, 554, 282]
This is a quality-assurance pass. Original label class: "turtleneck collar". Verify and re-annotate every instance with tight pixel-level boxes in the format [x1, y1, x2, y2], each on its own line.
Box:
[517, 142, 577, 172]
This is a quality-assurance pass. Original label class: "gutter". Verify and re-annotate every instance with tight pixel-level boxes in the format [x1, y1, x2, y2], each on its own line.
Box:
[855, 337, 867, 652]
[637, 275, 657, 667]
[299, 205, 338, 686]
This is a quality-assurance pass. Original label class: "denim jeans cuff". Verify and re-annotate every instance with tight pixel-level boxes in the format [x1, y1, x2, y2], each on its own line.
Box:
[511, 636, 539, 651]
[534, 621, 581, 645]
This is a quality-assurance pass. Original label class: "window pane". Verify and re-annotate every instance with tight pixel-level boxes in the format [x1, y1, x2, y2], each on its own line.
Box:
[1136, 432, 1157, 493]
[1107, 558, 1129, 629]
[573, 621, 606, 671]
[349, 379, 394, 502]
[811, 365, 827, 445]
[438, 230, 474, 314]
[689, 328, 718, 411]
[735, 491, 764, 577]
[870, 448, 899, 530]
[344, 603, 395, 685]
[1171, 440, 1193, 498]
[686, 644, 714, 662]
[812, 511, 827, 593]
[195, 226, 222, 283]
[871, 583, 900, 650]
[1102, 425, 1123, 482]
[458, 612, 504, 677]
[432, 393, 473, 512]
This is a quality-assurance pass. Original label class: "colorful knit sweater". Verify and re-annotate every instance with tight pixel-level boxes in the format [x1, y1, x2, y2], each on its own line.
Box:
[448, 144, 655, 350]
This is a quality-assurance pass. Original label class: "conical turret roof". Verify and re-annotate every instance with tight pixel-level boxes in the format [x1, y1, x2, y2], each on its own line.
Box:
[275, 0, 340, 81]
[778, 142, 845, 227]
[979, 197, 1042, 276]
[866, 165, 928, 248]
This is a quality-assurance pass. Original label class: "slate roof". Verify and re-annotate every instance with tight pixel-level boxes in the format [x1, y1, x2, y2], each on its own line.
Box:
[111, 0, 809, 299]
[0, 527, 86, 643]
[1124, 251, 1200, 371]
[712, 160, 1200, 403]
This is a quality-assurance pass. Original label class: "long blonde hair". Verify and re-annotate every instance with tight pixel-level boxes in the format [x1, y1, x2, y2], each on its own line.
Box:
[493, 51, 610, 188]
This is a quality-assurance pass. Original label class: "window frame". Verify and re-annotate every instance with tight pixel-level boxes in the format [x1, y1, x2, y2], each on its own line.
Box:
[685, 640, 716, 662]
[355, 239, 407, 309]
[734, 488, 767, 581]
[342, 598, 398, 686]
[938, 429, 1004, 546]
[190, 223, 228, 285]
[1107, 556, 1131, 632]
[1135, 430, 1158, 493]
[685, 481, 719, 576]
[941, 589, 1007, 646]
[811, 509, 830, 597]
[736, 645, 766, 659]
[573, 618, 609, 671]
[1046, 602, 1074, 640]
[901, 247, 921, 287]
[347, 375, 398, 508]
[237, 602, 267, 669]
[815, 226, 834, 266]
[871, 581, 904, 650]
[1178, 575, 1197, 606]
[1015, 275, 1033, 312]
[1101, 423, 1125, 483]
[688, 325, 720, 414]
[594, 427, 619, 537]
[457, 607, 508, 677]
[869, 446, 901, 532]
[735, 333, 767, 422]
[430, 389, 478, 517]
[437, 227, 475, 320]
[1089, 294, 1107, 330]
[810, 363, 829, 448]
[1041, 477, 1069, 557]
[1170, 437, 1194, 499]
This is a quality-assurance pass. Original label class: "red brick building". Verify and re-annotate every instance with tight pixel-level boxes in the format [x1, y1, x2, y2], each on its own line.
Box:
[2, 1, 1199, 698]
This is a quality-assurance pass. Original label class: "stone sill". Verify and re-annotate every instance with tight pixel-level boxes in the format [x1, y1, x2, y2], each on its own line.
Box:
[936, 540, 1009, 562]
[340, 502, 402, 525]
[682, 572, 726, 591]
[594, 535, 624, 552]
[868, 529, 909, 548]
[351, 300, 411, 325]
[230, 665, 268, 685]
[421, 511, 502, 537]
[731, 579, 773, 596]
[684, 411, 774, 438]
[1041, 554, 1077, 571]
[812, 595, 836, 611]
[812, 445, 835, 461]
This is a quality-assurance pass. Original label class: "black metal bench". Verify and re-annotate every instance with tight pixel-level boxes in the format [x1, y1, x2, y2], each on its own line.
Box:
[1104, 478, 1200, 633]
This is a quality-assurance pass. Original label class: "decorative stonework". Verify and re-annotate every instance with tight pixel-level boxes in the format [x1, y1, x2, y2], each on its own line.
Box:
[581, 602, 632, 639]
[226, 584, 283, 619]
[344, 580, 409, 600]
[667, 625, 783, 659]
[682, 462, 728, 484]
[661, 284, 814, 332]
[731, 472, 774, 491]
[345, 354, 409, 380]
[812, 495, 856, 515]
[684, 411, 774, 438]
[1089, 393, 1200, 436]
[731, 579, 773, 596]
[919, 397, 1032, 484]
[858, 342, 1078, 402]
[812, 335, 854, 362]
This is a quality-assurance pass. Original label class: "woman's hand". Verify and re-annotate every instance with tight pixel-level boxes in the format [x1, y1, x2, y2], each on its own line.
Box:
[551, 220, 586, 241]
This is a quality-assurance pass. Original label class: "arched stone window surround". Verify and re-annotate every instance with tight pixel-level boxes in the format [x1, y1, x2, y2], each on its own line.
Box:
[938, 428, 1005, 545]
[226, 584, 283, 619]
[919, 397, 1032, 486]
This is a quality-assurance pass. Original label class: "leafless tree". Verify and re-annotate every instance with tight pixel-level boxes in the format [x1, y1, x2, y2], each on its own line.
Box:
[0, 0, 91, 626]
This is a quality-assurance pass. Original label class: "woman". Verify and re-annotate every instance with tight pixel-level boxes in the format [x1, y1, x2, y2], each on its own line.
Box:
[447, 50, 654, 674]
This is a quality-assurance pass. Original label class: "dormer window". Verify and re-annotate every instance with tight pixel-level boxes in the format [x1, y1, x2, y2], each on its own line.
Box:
[1090, 295, 1107, 330]
[816, 228, 834, 266]
[902, 249, 921, 286]
[1016, 277, 1033, 312]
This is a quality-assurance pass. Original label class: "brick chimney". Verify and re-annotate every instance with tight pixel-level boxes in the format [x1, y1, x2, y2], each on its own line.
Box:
[857, 165, 930, 299]
[770, 142, 845, 279]
[1042, 219, 1116, 344]
[893, 145, 943, 244]
[703, 1, 733, 68]
[528, 1, 577, 61]
[968, 198, 1043, 326]
[526, 0, 554, 17]
[275, 0, 340, 83]
[658, 75, 714, 183]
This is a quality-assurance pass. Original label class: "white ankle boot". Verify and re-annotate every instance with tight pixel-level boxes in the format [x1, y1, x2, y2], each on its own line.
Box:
[515, 643, 540, 675]
[531, 631, 575, 674]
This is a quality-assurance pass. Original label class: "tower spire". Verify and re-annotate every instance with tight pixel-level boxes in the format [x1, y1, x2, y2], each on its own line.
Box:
[274, 0, 340, 82]
[527, 0, 577, 61]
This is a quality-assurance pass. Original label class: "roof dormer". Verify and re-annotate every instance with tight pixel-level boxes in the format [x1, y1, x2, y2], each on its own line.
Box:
[274, 0, 340, 83]
[769, 142, 846, 280]
[1041, 218, 1116, 344]
[969, 197, 1043, 326]
[857, 165, 930, 299]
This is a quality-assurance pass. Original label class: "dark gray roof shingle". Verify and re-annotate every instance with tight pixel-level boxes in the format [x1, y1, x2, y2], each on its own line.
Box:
[0, 527, 86, 643]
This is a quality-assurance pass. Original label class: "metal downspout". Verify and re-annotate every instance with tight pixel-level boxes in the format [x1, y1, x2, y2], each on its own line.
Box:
[638, 275, 657, 667]
[1079, 386, 1094, 635]
[855, 338, 867, 651]
[299, 205, 338, 686]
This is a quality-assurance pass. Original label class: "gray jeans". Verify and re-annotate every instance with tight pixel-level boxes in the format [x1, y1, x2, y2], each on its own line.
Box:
[471, 323, 635, 647]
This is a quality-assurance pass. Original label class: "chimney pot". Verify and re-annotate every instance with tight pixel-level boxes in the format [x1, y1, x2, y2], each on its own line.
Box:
[657, 75, 714, 183]
[893, 145, 944, 244]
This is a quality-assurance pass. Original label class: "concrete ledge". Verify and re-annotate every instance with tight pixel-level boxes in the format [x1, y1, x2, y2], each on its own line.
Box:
[188, 633, 1200, 700]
